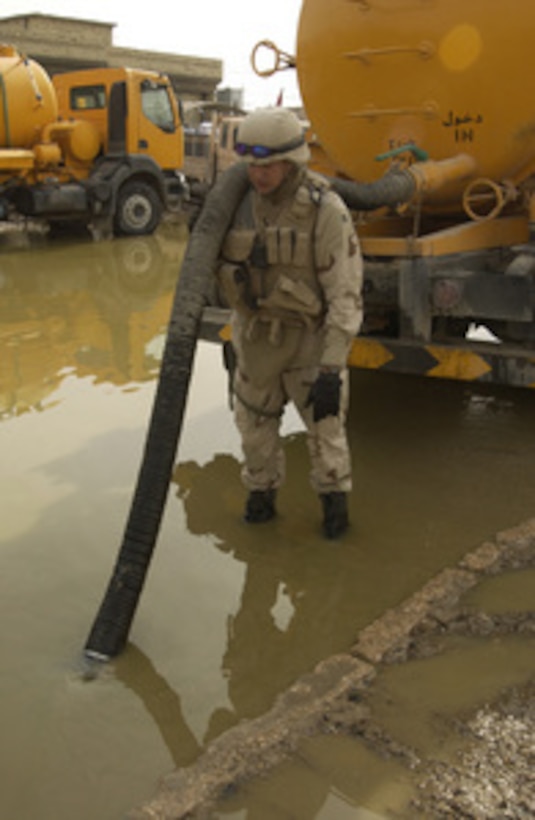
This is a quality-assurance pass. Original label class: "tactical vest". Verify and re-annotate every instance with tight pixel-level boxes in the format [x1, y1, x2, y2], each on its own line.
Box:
[218, 171, 331, 331]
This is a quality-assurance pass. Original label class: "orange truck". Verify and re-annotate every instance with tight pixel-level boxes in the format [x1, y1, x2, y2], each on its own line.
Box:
[0, 44, 187, 236]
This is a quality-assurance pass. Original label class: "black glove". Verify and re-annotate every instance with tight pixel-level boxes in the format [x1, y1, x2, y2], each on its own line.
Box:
[222, 340, 237, 409]
[306, 370, 342, 423]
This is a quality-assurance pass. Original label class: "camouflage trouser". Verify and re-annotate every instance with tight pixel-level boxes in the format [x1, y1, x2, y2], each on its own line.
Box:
[233, 364, 352, 495]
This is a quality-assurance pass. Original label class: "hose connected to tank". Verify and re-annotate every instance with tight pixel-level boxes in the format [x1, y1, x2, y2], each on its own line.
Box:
[329, 154, 477, 212]
[330, 168, 416, 211]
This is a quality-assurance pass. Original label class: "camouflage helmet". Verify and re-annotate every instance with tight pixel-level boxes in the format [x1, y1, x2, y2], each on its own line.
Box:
[234, 107, 310, 166]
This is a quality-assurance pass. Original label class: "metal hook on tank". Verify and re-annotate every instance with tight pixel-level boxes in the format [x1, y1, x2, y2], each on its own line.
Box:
[250, 40, 296, 78]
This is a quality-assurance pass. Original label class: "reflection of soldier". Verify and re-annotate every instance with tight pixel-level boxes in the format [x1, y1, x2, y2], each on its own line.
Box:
[172, 450, 363, 817]
[216, 107, 363, 538]
[173, 449, 366, 729]
[174, 453, 242, 543]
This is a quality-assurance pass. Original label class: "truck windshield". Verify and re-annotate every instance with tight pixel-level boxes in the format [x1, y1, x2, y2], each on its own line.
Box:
[140, 82, 176, 133]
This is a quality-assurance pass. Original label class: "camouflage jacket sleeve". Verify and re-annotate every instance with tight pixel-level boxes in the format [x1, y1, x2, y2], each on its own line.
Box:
[314, 190, 364, 368]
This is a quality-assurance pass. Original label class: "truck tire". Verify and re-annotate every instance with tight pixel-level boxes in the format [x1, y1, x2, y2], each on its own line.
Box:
[114, 180, 162, 236]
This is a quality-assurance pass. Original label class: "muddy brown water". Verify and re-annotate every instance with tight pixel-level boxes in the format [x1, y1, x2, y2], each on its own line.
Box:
[1, 223, 534, 820]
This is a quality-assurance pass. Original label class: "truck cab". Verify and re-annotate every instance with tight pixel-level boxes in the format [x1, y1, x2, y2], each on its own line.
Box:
[52, 67, 184, 173]
[50, 66, 187, 235]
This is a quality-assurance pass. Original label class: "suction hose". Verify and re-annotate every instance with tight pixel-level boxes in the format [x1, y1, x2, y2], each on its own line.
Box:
[84, 162, 250, 661]
[330, 168, 416, 211]
[329, 154, 476, 211]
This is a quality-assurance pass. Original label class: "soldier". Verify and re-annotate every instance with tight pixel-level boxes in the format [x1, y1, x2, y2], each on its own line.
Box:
[217, 107, 363, 538]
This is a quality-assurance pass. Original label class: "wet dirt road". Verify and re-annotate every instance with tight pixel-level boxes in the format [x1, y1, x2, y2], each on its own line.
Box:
[1, 223, 534, 819]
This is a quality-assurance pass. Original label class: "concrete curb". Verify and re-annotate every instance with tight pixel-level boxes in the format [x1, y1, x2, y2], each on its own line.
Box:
[128, 518, 535, 819]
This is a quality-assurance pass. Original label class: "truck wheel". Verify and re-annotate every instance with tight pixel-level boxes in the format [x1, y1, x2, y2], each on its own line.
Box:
[114, 181, 162, 236]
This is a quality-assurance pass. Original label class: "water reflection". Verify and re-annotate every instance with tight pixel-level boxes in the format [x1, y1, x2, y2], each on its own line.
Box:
[173, 447, 378, 740]
[0, 227, 185, 418]
[115, 644, 201, 769]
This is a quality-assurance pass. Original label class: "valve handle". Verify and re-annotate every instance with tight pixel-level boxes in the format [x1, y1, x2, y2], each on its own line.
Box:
[375, 143, 430, 162]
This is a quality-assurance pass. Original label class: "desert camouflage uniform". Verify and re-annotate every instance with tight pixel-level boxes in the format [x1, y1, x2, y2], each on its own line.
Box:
[218, 165, 363, 495]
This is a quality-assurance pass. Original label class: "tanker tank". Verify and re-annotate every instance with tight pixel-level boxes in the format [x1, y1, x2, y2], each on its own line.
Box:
[296, 0, 535, 213]
[0, 45, 58, 149]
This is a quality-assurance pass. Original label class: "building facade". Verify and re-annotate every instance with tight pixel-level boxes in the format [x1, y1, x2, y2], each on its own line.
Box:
[0, 13, 222, 101]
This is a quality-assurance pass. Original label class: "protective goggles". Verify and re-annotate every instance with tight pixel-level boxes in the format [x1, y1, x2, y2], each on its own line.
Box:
[234, 134, 305, 159]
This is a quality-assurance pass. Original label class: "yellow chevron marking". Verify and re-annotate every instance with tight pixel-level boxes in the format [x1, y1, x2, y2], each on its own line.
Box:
[214, 328, 535, 388]
[348, 338, 395, 370]
[426, 346, 492, 381]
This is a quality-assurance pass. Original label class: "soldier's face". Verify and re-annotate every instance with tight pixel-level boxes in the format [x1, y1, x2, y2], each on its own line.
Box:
[247, 160, 292, 195]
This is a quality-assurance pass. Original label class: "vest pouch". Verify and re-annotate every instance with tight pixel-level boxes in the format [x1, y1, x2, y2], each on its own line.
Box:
[264, 227, 308, 266]
[279, 227, 293, 265]
[293, 231, 309, 267]
[221, 228, 256, 263]
[265, 227, 279, 265]
[258, 274, 323, 317]
[216, 262, 253, 313]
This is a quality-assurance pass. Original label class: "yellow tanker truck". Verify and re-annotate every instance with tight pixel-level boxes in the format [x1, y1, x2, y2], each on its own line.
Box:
[247, 0, 535, 388]
[0, 45, 187, 237]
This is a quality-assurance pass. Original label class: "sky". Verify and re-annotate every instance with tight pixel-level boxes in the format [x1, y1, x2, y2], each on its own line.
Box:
[0, 0, 304, 109]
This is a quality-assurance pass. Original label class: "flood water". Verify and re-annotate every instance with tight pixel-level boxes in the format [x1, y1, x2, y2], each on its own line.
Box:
[1, 222, 535, 820]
